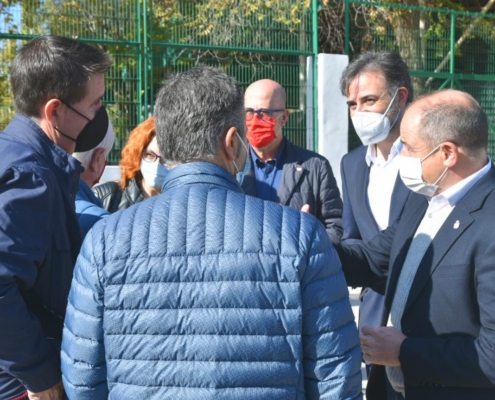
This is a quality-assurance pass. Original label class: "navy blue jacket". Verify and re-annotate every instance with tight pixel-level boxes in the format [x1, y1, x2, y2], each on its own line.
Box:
[340, 145, 410, 328]
[76, 179, 109, 238]
[337, 165, 495, 400]
[0, 115, 83, 398]
[62, 162, 362, 400]
[242, 139, 343, 244]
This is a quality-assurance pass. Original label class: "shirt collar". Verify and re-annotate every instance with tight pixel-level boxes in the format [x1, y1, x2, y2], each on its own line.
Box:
[250, 137, 286, 168]
[365, 137, 402, 167]
[430, 157, 492, 208]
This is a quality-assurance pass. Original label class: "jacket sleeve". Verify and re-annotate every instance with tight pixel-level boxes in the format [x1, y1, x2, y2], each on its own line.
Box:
[340, 156, 362, 245]
[400, 238, 495, 388]
[301, 218, 363, 399]
[75, 200, 110, 239]
[335, 220, 395, 289]
[317, 158, 343, 245]
[61, 226, 108, 399]
[0, 167, 61, 392]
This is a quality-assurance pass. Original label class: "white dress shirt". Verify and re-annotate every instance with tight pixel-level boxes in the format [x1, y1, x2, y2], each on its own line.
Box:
[366, 138, 402, 230]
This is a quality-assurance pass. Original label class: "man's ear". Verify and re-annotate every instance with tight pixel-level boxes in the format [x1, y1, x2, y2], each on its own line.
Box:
[223, 127, 238, 161]
[42, 98, 64, 126]
[89, 148, 105, 173]
[281, 109, 290, 127]
[398, 87, 408, 109]
[441, 142, 458, 168]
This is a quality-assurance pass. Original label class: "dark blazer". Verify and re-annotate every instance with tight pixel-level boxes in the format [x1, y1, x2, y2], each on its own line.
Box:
[340, 145, 410, 328]
[337, 164, 495, 400]
[242, 139, 343, 243]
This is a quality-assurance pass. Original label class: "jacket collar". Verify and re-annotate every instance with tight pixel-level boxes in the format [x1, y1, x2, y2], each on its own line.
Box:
[4, 114, 83, 194]
[76, 179, 104, 207]
[162, 162, 243, 194]
[277, 139, 306, 205]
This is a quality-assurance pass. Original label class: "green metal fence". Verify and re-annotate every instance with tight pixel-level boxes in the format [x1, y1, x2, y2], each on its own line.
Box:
[0, 0, 317, 163]
[345, 0, 495, 156]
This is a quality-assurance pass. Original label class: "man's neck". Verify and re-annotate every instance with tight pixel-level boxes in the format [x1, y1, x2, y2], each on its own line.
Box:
[373, 130, 400, 162]
[252, 138, 284, 162]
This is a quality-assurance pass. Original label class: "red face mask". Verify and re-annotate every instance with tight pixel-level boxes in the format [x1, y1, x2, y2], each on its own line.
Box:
[246, 115, 277, 149]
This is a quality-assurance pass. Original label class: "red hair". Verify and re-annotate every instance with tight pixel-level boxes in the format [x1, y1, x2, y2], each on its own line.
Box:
[119, 116, 156, 189]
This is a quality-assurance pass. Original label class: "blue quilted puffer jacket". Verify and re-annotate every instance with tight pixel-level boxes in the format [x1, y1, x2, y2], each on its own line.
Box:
[62, 162, 362, 400]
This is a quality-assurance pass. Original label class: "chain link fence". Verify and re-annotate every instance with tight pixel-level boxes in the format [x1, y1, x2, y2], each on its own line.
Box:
[0, 0, 317, 162]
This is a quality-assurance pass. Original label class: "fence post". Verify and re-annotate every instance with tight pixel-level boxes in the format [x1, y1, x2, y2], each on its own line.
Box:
[141, 0, 147, 121]
[312, 0, 319, 150]
[450, 13, 456, 88]
[345, 0, 350, 55]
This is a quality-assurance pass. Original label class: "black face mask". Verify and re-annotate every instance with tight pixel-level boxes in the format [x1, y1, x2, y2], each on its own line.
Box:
[55, 102, 109, 152]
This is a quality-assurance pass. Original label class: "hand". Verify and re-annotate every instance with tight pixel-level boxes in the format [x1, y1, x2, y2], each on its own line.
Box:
[28, 381, 64, 400]
[301, 204, 310, 213]
[360, 325, 406, 367]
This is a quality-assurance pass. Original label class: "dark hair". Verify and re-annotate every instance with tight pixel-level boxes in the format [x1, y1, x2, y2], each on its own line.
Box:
[11, 35, 112, 117]
[340, 51, 414, 103]
[417, 90, 488, 155]
[154, 66, 245, 164]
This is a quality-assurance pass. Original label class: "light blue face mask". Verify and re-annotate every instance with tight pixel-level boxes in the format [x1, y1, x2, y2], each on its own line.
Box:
[232, 133, 251, 186]
[140, 158, 170, 190]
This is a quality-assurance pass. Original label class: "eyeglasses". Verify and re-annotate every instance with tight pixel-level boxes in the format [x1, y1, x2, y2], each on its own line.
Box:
[245, 108, 285, 122]
[142, 149, 165, 164]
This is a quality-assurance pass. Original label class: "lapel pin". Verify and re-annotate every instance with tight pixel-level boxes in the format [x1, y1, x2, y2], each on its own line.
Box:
[296, 167, 303, 172]
[453, 220, 460, 229]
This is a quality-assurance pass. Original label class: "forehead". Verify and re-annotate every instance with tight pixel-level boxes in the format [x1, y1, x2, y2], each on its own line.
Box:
[347, 71, 389, 99]
[146, 136, 160, 153]
[400, 108, 424, 145]
[82, 74, 105, 102]
[244, 87, 282, 109]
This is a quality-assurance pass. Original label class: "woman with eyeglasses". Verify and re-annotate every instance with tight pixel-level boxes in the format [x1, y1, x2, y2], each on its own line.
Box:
[93, 116, 169, 212]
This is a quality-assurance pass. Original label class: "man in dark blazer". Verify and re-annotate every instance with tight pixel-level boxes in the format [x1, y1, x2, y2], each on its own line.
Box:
[340, 51, 412, 398]
[242, 79, 343, 244]
[337, 89, 495, 400]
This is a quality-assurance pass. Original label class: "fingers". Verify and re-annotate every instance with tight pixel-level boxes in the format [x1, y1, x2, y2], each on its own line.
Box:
[300, 204, 310, 213]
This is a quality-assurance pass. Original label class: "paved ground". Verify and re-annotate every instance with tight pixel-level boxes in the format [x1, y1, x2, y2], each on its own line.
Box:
[349, 287, 367, 397]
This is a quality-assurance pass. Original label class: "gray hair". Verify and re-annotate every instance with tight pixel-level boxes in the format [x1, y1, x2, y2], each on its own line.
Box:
[154, 66, 245, 164]
[72, 121, 115, 169]
[416, 91, 488, 156]
[340, 51, 414, 103]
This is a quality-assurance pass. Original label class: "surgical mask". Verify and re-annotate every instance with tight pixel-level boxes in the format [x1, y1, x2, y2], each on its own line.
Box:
[351, 88, 400, 146]
[246, 115, 281, 149]
[232, 133, 251, 186]
[140, 159, 170, 190]
[55, 103, 109, 152]
[399, 144, 448, 197]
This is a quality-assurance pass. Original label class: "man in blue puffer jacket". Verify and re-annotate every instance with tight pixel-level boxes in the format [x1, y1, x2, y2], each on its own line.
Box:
[61, 66, 363, 400]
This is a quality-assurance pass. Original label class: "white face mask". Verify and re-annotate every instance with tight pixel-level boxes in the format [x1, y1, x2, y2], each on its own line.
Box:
[399, 144, 448, 197]
[351, 88, 400, 146]
[232, 133, 251, 186]
[140, 159, 170, 190]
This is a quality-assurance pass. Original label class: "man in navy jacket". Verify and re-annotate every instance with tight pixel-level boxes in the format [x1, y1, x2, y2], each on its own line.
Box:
[241, 79, 343, 244]
[0, 36, 111, 400]
[337, 90, 495, 400]
[339, 51, 412, 399]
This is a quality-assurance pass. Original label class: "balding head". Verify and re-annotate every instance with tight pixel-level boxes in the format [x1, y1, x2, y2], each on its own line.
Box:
[245, 79, 286, 109]
[244, 79, 289, 154]
[406, 89, 488, 158]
